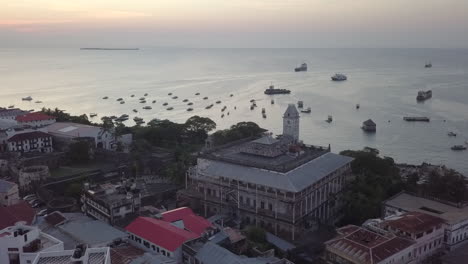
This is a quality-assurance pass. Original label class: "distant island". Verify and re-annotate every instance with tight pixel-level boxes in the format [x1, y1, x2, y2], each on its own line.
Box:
[80, 48, 140, 50]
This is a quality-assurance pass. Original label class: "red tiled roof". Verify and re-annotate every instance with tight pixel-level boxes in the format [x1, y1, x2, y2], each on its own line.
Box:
[326, 225, 414, 264]
[0, 201, 36, 230]
[110, 245, 145, 264]
[125, 217, 198, 252]
[16, 112, 55, 123]
[161, 207, 213, 236]
[382, 211, 445, 235]
[7, 131, 51, 142]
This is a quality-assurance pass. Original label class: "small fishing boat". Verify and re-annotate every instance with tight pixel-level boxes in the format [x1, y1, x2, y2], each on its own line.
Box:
[143, 106, 152, 110]
[120, 101, 125, 104]
[187, 108, 193, 111]
[195, 93, 200, 95]
[133, 117, 143, 122]
[301, 107, 311, 113]
[144, 93, 148, 96]
[326, 115, 333, 123]
[117, 98, 123, 101]
[297, 101, 304, 108]
[451, 145, 466, 151]
[140, 100, 146, 103]
[331, 73, 347, 81]
[356, 104, 360, 109]
[221, 114, 224, 118]
[448, 132, 457, 137]
[262, 113, 267, 118]
[216, 100, 221, 104]
[261, 108, 265, 113]
[167, 107, 174, 110]
[250, 99, 255, 103]
[250, 105, 255, 110]
[22, 96, 33, 101]
[102, 96, 109, 99]
[131, 95, 135, 97]
[187, 102, 193, 106]
[230, 94, 234, 97]
[203, 97, 208, 100]
[168, 93, 173, 95]
[183, 99, 189, 102]
[152, 100, 156, 103]
[205, 104, 213, 109]
[163, 102, 168, 106]
[133, 109, 138, 113]
[90, 113, 97, 117]
[139, 97, 145, 100]
[172, 96, 178, 99]
[227, 112, 230, 115]
[271, 99, 274, 104]
[35, 101, 43, 104]
[221, 106, 227, 112]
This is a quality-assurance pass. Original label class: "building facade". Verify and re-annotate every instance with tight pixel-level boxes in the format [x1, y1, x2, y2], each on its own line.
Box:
[179, 105, 354, 241]
[0, 179, 20, 206]
[7, 131, 53, 154]
[15, 112, 56, 128]
[45, 122, 115, 150]
[18, 166, 50, 192]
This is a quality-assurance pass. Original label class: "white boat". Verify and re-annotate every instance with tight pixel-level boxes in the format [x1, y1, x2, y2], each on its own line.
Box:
[331, 73, 347, 81]
[301, 107, 311, 113]
[22, 96, 33, 101]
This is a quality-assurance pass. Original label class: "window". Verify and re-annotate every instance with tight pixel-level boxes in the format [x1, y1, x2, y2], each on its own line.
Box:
[260, 201, 265, 209]
[24, 234, 28, 242]
[162, 250, 166, 256]
[246, 198, 250, 205]
[268, 203, 273, 211]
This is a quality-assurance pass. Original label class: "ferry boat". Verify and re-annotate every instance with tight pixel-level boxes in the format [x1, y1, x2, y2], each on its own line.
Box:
[143, 106, 152, 110]
[451, 145, 466, 151]
[22, 96, 33, 101]
[416, 90, 432, 101]
[294, 63, 307, 72]
[301, 107, 311, 113]
[264, 84, 291, 95]
[331, 73, 347, 81]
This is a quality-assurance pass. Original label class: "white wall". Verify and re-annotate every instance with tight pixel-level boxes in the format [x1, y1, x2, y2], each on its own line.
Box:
[0, 183, 20, 206]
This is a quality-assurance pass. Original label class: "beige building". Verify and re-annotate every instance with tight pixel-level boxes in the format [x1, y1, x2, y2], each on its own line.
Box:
[179, 104, 353, 240]
[0, 179, 20, 206]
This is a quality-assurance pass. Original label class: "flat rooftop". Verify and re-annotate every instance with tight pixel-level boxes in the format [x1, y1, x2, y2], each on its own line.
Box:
[202, 136, 330, 173]
[384, 192, 468, 225]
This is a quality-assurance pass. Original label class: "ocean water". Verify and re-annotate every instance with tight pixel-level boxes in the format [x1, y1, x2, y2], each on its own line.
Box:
[1, 48, 467, 175]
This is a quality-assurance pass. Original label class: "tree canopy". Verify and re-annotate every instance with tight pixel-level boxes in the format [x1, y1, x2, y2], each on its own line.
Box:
[211, 121, 266, 145]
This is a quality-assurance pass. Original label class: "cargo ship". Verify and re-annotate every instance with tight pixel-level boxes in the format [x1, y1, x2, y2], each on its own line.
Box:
[264, 84, 291, 95]
[294, 63, 307, 72]
[416, 90, 432, 101]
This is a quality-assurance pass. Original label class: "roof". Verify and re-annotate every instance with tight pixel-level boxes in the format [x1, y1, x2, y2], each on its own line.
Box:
[0, 201, 35, 229]
[45, 211, 67, 226]
[195, 242, 282, 264]
[0, 179, 16, 193]
[283, 104, 299, 118]
[0, 108, 27, 117]
[197, 152, 353, 192]
[161, 207, 213, 236]
[441, 242, 468, 264]
[326, 225, 414, 264]
[363, 119, 376, 126]
[382, 211, 445, 235]
[45, 122, 106, 138]
[58, 219, 127, 246]
[34, 247, 110, 264]
[110, 245, 145, 264]
[16, 112, 55, 123]
[265, 232, 296, 252]
[125, 217, 199, 252]
[251, 135, 279, 145]
[383, 192, 468, 225]
[7, 131, 51, 142]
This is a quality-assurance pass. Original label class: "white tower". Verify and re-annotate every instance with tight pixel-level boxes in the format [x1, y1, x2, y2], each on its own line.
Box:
[283, 104, 300, 142]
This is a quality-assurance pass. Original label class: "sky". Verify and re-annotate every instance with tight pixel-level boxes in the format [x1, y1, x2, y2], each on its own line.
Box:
[1, 0, 468, 48]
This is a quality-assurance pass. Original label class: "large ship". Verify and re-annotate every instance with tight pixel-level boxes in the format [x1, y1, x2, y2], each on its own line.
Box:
[264, 84, 291, 95]
[416, 90, 432, 101]
[294, 63, 307, 72]
[331, 73, 347, 81]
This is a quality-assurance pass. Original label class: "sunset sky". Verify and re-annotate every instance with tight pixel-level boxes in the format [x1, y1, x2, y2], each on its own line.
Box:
[1, 0, 468, 48]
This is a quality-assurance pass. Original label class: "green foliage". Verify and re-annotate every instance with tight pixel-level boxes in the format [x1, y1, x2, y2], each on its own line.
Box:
[184, 116, 216, 144]
[245, 226, 267, 244]
[64, 182, 82, 198]
[68, 141, 91, 163]
[339, 149, 404, 225]
[42, 107, 92, 125]
[422, 169, 467, 203]
[212, 122, 266, 145]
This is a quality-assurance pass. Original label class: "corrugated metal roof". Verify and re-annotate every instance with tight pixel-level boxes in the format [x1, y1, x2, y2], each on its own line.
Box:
[196, 242, 280, 264]
[197, 152, 353, 192]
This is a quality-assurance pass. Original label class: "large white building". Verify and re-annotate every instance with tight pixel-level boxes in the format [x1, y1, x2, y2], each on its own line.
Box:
[7, 131, 53, 154]
[179, 104, 353, 240]
[44, 122, 115, 150]
[383, 192, 468, 250]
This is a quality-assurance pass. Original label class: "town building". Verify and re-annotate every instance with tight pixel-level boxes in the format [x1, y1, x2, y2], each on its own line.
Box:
[0, 179, 20, 206]
[361, 119, 376, 132]
[0, 201, 36, 230]
[324, 225, 415, 264]
[383, 192, 468, 250]
[183, 240, 294, 264]
[179, 104, 354, 240]
[364, 211, 445, 263]
[7, 131, 53, 154]
[44, 122, 115, 150]
[0, 108, 28, 121]
[15, 112, 56, 128]
[0, 222, 64, 264]
[18, 166, 50, 192]
[31, 244, 111, 264]
[125, 207, 214, 263]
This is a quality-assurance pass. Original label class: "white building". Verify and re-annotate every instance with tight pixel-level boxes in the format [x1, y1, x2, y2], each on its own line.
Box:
[0, 109, 28, 121]
[383, 192, 468, 250]
[0, 179, 20, 206]
[7, 131, 53, 154]
[44, 122, 115, 150]
[32, 245, 111, 264]
[0, 222, 64, 264]
[15, 112, 56, 128]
